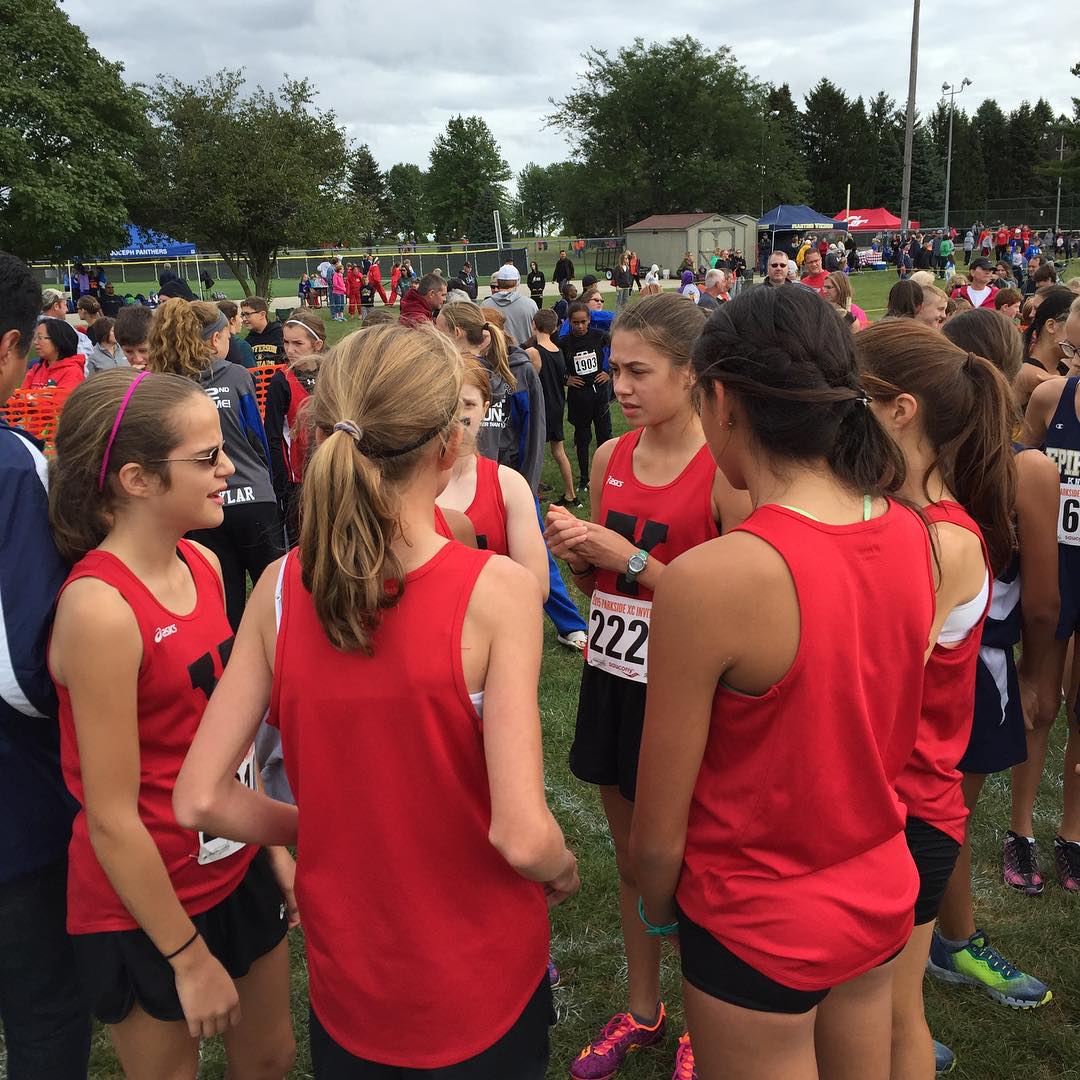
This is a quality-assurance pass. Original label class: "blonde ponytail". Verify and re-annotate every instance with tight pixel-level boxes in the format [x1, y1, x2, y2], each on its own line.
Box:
[299, 324, 464, 652]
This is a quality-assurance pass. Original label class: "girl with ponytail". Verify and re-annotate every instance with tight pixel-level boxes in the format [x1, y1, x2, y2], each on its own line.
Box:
[1014, 286, 1079, 408]
[857, 319, 1020, 1076]
[632, 285, 937, 1079]
[175, 324, 578, 1077]
[148, 298, 282, 628]
[48, 370, 295, 1078]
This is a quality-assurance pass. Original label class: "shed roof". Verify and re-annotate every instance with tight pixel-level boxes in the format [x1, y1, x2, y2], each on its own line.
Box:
[626, 213, 717, 231]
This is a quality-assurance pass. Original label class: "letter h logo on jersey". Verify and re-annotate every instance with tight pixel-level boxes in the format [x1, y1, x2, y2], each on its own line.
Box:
[604, 511, 668, 594]
[187, 638, 235, 702]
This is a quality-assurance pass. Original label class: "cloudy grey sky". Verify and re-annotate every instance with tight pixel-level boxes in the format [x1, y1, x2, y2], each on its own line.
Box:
[65, 0, 1080, 179]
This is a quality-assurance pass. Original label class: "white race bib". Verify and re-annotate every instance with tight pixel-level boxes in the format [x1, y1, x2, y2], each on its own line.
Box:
[1059, 483, 1080, 546]
[573, 350, 599, 376]
[196, 743, 257, 865]
[587, 590, 651, 682]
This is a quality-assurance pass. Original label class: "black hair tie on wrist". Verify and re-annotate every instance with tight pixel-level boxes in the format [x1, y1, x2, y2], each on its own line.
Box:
[162, 929, 199, 961]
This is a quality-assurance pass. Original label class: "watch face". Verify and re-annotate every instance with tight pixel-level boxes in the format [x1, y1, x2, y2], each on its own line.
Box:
[629, 552, 647, 573]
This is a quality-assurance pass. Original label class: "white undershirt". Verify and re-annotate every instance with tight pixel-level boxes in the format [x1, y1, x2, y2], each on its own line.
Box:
[965, 285, 992, 308]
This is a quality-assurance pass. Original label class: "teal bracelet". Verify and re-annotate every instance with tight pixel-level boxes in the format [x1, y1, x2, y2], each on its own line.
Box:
[637, 896, 678, 937]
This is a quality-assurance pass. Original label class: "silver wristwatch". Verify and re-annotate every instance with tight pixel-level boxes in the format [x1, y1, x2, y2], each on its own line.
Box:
[626, 549, 649, 583]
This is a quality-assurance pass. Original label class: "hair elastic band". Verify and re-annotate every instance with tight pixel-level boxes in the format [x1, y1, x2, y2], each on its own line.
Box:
[285, 318, 322, 341]
[199, 312, 228, 340]
[857, 393, 873, 406]
[333, 420, 363, 442]
[97, 371, 151, 491]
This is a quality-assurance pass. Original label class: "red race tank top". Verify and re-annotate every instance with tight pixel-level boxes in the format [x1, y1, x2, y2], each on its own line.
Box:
[433, 504, 453, 539]
[465, 454, 509, 555]
[282, 366, 313, 485]
[896, 501, 991, 843]
[55, 541, 255, 934]
[677, 502, 935, 989]
[588, 428, 718, 683]
[268, 542, 549, 1068]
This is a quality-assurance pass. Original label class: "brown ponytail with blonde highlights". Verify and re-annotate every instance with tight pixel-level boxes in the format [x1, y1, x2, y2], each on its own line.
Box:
[299, 324, 464, 653]
[438, 302, 514, 390]
[855, 320, 1017, 574]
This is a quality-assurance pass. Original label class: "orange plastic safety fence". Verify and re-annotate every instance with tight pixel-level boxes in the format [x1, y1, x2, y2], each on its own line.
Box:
[0, 388, 63, 451]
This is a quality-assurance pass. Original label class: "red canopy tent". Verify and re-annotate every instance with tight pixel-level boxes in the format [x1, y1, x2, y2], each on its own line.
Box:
[834, 208, 919, 231]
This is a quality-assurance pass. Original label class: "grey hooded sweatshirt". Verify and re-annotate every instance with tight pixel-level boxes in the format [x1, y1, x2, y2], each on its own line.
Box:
[480, 289, 539, 350]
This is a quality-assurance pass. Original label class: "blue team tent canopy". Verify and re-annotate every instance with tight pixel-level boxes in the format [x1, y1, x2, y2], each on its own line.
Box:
[108, 225, 197, 259]
[757, 204, 843, 232]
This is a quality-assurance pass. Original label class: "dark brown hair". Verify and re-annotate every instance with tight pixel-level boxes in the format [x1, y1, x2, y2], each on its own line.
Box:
[49, 369, 205, 562]
[241, 296, 269, 314]
[693, 286, 905, 496]
[887, 280, 924, 318]
[113, 304, 153, 348]
[856, 321, 1016, 574]
[993, 288, 1021, 310]
[943, 309, 1024, 384]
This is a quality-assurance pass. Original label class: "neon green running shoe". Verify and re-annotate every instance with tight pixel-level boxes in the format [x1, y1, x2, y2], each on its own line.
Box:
[927, 929, 1052, 1009]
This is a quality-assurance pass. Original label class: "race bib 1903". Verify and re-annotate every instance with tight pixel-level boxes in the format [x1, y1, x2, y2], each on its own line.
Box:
[1059, 484, 1080, 546]
[573, 350, 599, 376]
[196, 742, 257, 865]
[587, 590, 651, 682]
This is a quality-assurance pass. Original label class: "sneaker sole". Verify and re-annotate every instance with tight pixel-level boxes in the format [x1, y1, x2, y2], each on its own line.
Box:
[926, 959, 1053, 1009]
[1003, 878, 1044, 896]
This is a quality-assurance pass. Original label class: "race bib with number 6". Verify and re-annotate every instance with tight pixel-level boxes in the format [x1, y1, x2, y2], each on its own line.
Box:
[587, 590, 651, 682]
[197, 742, 257, 865]
[1059, 484, 1080, 546]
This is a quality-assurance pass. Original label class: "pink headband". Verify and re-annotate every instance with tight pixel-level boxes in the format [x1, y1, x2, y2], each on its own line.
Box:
[97, 371, 150, 491]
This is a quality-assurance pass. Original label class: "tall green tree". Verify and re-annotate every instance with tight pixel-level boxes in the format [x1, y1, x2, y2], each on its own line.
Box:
[800, 79, 860, 212]
[908, 122, 945, 225]
[347, 143, 387, 244]
[972, 99, 1009, 199]
[548, 36, 762, 233]
[515, 163, 562, 236]
[384, 163, 431, 242]
[760, 85, 810, 211]
[863, 92, 904, 209]
[137, 72, 355, 297]
[0, 0, 149, 260]
[426, 115, 511, 241]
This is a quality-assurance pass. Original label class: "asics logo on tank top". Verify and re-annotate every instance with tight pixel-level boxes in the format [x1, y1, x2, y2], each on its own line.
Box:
[606, 476, 625, 487]
[605, 510, 669, 594]
[154, 623, 178, 643]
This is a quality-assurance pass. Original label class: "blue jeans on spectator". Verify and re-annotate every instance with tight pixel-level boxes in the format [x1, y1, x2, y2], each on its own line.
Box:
[536, 501, 587, 638]
[0, 858, 90, 1079]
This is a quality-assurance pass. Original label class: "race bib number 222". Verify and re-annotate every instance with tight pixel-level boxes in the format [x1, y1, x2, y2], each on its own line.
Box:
[587, 590, 651, 682]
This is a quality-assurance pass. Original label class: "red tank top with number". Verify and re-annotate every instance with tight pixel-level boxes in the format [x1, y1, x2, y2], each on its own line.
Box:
[465, 455, 509, 555]
[678, 502, 934, 989]
[896, 501, 991, 843]
[54, 541, 254, 934]
[587, 429, 718, 683]
[268, 542, 548, 1067]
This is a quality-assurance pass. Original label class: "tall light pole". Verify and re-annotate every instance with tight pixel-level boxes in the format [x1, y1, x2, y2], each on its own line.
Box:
[1056, 133, 1066, 235]
[760, 105, 781, 217]
[899, 0, 921, 231]
[941, 77, 971, 230]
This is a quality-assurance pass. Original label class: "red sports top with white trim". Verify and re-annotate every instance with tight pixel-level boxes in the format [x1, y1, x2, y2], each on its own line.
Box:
[677, 502, 935, 990]
[586, 428, 718, 683]
[281, 366, 312, 485]
[268, 542, 549, 1068]
[465, 454, 509, 555]
[896, 501, 991, 844]
[54, 541, 253, 934]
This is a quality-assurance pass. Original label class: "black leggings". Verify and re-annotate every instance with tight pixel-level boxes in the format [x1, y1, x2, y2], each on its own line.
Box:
[189, 500, 285, 629]
[568, 388, 612, 481]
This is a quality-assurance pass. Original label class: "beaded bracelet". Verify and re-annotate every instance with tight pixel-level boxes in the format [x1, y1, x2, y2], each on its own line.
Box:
[637, 896, 678, 937]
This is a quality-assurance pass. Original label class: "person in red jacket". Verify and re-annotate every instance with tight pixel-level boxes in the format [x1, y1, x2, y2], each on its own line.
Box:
[366, 257, 391, 307]
[951, 257, 999, 309]
[23, 319, 86, 397]
[632, 285, 937, 1079]
[174, 324, 578, 1077]
[344, 265, 361, 320]
[398, 273, 446, 327]
[388, 262, 402, 306]
[858, 321, 1018, 1078]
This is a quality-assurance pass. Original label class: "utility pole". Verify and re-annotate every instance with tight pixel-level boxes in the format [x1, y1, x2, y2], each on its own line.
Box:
[941, 78, 971, 230]
[1056, 134, 1066, 235]
[899, 0, 921, 231]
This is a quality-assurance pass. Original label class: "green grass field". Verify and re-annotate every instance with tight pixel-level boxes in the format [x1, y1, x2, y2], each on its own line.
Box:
[61, 275, 1080, 1077]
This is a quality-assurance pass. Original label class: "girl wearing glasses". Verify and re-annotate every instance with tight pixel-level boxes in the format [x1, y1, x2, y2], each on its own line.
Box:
[47, 370, 295, 1080]
[148, 299, 283, 629]
[1013, 287, 1080, 409]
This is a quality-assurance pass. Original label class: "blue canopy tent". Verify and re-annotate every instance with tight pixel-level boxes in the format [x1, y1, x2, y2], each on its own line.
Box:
[108, 225, 197, 259]
[756, 204, 845, 271]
